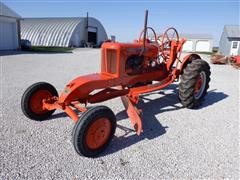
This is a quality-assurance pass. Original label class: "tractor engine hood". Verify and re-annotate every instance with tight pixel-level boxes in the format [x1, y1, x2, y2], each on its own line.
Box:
[102, 41, 159, 58]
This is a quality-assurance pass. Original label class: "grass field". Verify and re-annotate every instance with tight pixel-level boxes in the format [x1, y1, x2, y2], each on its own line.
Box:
[28, 46, 74, 53]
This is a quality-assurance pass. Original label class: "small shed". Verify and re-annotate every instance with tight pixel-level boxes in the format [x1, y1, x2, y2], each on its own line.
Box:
[219, 25, 240, 55]
[0, 2, 21, 50]
[181, 34, 213, 53]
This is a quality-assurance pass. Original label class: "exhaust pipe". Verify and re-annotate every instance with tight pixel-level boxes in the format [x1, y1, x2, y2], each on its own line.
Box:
[140, 10, 148, 56]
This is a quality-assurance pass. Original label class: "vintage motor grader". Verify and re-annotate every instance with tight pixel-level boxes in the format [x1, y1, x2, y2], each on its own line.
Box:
[21, 11, 211, 157]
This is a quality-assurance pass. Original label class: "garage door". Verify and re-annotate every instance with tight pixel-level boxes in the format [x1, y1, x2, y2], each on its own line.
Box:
[196, 41, 210, 52]
[182, 40, 193, 52]
[0, 21, 17, 50]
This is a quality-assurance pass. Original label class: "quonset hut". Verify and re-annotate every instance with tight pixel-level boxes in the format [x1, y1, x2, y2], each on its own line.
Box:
[20, 17, 108, 47]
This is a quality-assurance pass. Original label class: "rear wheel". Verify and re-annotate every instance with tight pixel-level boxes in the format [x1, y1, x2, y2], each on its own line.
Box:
[72, 106, 116, 157]
[21, 82, 58, 120]
[179, 59, 211, 108]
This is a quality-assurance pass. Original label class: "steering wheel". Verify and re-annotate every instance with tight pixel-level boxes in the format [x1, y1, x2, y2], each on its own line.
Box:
[139, 27, 158, 44]
[160, 27, 179, 60]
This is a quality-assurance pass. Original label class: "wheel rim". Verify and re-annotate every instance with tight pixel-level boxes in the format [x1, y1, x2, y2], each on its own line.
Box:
[29, 90, 52, 114]
[85, 118, 112, 150]
[161, 27, 179, 60]
[194, 71, 206, 99]
[138, 27, 158, 44]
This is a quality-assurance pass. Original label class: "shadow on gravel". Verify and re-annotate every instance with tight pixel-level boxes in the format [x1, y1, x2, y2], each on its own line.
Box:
[0, 50, 24, 56]
[101, 86, 228, 156]
[51, 110, 83, 120]
[101, 84, 181, 157]
[51, 112, 69, 119]
[199, 89, 228, 109]
[46, 85, 228, 157]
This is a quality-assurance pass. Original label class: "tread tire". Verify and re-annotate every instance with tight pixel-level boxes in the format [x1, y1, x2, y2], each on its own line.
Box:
[21, 82, 58, 120]
[179, 59, 211, 108]
[72, 106, 116, 157]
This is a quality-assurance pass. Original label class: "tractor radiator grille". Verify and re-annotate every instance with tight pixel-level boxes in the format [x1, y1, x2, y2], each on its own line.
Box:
[106, 49, 117, 74]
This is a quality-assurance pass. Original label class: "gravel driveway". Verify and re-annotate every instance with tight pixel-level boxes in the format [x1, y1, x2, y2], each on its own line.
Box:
[0, 49, 239, 179]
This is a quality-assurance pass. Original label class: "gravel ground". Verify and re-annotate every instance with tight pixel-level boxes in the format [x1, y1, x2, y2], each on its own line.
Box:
[0, 49, 239, 179]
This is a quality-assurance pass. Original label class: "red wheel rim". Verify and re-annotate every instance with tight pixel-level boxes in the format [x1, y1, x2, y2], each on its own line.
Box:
[29, 90, 52, 114]
[194, 76, 203, 95]
[194, 71, 206, 99]
[85, 118, 112, 150]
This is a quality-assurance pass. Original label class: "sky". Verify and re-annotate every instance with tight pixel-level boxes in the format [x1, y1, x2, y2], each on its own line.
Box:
[2, 0, 240, 45]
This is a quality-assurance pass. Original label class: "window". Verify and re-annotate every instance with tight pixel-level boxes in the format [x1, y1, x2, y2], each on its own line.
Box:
[232, 41, 238, 49]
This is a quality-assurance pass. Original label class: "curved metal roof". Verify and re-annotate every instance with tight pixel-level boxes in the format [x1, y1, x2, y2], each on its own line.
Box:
[21, 17, 85, 47]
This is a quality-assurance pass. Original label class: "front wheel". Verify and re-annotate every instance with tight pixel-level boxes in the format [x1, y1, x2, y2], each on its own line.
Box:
[72, 106, 116, 157]
[179, 59, 211, 108]
[21, 82, 58, 120]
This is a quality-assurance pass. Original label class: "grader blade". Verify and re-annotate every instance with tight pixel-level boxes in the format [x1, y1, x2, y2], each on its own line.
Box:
[121, 96, 143, 135]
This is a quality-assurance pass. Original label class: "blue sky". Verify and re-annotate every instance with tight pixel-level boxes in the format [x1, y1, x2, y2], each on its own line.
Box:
[2, 0, 240, 45]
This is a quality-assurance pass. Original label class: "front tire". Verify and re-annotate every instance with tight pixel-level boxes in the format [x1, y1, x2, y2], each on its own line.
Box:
[72, 106, 116, 157]
[179, 59, 211, 108]
[21, 82, 58, 120]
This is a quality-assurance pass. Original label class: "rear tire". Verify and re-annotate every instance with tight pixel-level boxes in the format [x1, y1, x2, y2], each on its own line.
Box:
[179, 59, 211, 108]
[72, 106, 116, 157]
[21, 82, 58, 120]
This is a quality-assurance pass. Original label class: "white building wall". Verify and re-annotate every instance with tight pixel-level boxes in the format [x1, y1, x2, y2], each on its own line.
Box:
[0, 16, 19, 50]
[182, 40, 193, 52]
[182, 38, 213, 53]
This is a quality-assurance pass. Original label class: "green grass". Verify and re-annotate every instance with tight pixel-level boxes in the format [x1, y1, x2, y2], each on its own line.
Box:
[212, 47, 219, 54]
[28, 46, 74, 53]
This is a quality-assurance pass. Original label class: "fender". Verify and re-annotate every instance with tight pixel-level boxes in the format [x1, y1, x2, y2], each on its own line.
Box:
[179, 53, 201, 73]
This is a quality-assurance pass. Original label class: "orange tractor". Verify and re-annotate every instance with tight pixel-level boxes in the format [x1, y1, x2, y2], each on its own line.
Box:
[21, 11, 211, 157]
